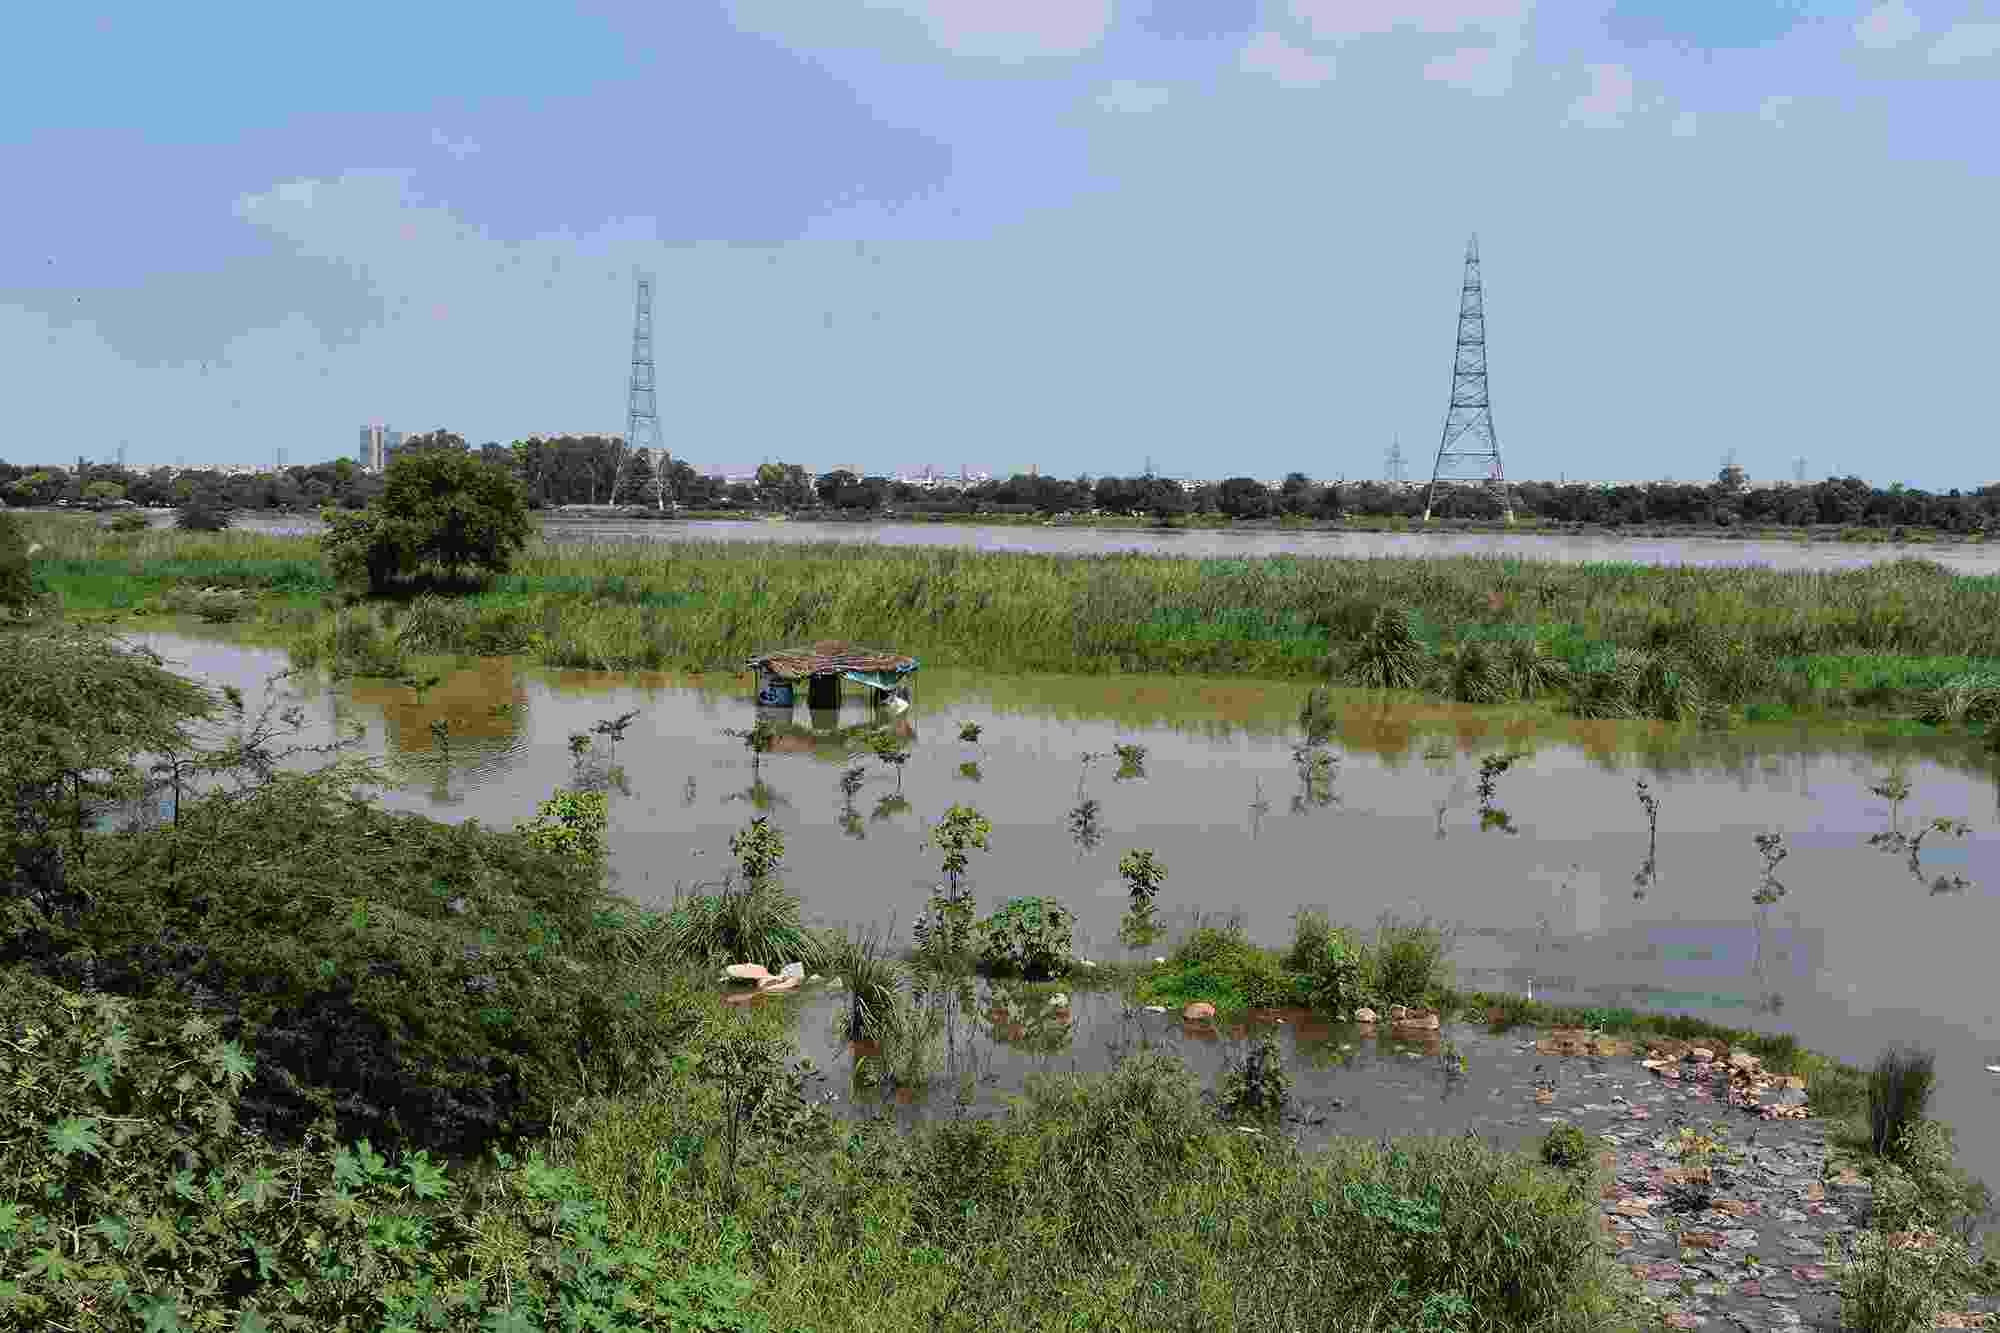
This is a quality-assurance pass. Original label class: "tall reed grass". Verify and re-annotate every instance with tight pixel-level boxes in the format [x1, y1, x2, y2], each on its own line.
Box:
[25, 515, 2000, 718]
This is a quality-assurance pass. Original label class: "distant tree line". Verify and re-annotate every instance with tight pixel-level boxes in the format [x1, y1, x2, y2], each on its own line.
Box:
[6, 444, 1999, 532]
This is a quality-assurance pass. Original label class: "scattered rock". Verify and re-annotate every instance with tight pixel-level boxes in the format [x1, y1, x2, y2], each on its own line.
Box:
[1354, 1007, 1379, 1023]
[1143, 1004, 1167, 1013]
[725, 962, 772, 982]
[779, 961, 805, 980]
[1184, 1001, 1216, 1021]
[755, 973, 800, 993]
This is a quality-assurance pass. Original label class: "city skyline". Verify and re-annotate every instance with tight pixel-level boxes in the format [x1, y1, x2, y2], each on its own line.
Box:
[5, 3, 1996, 489]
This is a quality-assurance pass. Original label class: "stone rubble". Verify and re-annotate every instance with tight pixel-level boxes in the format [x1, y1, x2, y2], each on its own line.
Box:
[1516, 1029, 1999, 1331]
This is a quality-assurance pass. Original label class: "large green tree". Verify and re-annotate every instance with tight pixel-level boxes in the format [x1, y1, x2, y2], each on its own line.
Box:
[320, 446, 531, 592]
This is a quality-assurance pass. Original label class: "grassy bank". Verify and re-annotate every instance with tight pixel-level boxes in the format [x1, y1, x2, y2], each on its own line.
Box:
[18, 513, 2000, 729]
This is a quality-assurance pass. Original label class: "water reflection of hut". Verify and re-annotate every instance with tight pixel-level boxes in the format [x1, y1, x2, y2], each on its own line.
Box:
[748, 640, 919, 712]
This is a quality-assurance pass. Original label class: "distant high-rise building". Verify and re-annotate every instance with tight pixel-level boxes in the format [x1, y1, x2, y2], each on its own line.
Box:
[357, 425, 405, 472]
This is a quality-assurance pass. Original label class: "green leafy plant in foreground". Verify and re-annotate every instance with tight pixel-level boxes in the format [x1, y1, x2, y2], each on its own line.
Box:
[0, 968, 772, 1333]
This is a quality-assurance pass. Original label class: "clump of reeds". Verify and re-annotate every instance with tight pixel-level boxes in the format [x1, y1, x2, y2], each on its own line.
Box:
[1868, 1042, 1938, 1158]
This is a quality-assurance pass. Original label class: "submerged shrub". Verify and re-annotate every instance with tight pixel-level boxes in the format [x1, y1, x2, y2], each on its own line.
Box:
[974, 896, 1074, 978]
[1368, 916, 1454, 1007]
[1540, 1122, 1596, 1172]
[1219, 1035, 1291, 1119]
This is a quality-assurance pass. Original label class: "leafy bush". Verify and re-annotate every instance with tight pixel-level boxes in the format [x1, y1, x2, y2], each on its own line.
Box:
[516, 788, 610, 871]
[1540, 1122, 1596, 1171]
[0, 968, 771, 1332]
[1367, 916, 1455, 1007]
[1303, 931, 1365, 1015]
[1153, 922, 1307, 1011]
[1284, 906, 1335, 972]
[5, 767, 696, 1168]
[974, 896, 1073, 978]
[1219, 1035, 1291, 1120]
[1869, 1042, 1937, 1158]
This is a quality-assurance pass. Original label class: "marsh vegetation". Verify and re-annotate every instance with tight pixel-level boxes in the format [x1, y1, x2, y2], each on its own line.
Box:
[7, 505, 2000, 1331]
[25, 514, 2000, 732]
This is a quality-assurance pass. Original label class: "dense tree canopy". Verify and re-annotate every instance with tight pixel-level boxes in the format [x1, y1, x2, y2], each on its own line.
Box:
[5, 446, 1998, 532]
[320, 448, 531, 591]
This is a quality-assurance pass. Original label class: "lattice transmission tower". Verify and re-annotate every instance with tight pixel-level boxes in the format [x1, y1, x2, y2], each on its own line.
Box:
[608, 270, 664, 507]
[1422, 234, 1513, 524]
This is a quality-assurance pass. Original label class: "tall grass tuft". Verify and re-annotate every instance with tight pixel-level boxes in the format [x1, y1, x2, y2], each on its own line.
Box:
[665, 876, 828, 973]
[1345, 605, 1427, 690]
[1869, 1042, 1938, 1158]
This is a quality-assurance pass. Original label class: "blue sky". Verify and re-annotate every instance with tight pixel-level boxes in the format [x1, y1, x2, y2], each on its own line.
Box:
[4, 1, 1996, 486]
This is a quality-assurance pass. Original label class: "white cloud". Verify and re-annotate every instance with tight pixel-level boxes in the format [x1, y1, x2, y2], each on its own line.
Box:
[1927, 21, 2000, 65]
[1854, 1, 1921, 50]
[864, 0, 1115, 60]
[1423, 31, 1523, 95]
[1759, 94, 1795, 128]
[1290, 0, 1531, 43]
[1669, 110, 1698, 137]
[1240, 29, 1336, 89]
[431, 129, 482, 160]
[1097, 79, 1170, 114]
[1565, 63, 1634, 129]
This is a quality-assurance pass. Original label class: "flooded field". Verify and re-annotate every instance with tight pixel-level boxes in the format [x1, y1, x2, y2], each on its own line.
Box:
[125, 628, 2000, 1191]
[218, 512, 2000, 572]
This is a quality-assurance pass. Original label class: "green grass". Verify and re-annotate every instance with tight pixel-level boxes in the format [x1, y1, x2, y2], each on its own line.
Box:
[25, 512, 2000, 728]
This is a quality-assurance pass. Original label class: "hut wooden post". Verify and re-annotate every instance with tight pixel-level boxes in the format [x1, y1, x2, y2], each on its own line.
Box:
[807, 673, 840, 710]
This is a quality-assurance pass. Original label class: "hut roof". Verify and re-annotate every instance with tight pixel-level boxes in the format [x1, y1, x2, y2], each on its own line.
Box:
[748, 640, 919, 679]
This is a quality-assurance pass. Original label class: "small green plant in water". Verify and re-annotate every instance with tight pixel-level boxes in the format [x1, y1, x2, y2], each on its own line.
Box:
[866, 727, 911, 790]
[1113, 741, 1148, 780]
[957, 720, 982, 743]
[1219, 1035, 1290, 1120]
[1633, 778, 1661, 900]
[1752, 831, 1789, 906]
[1117, 847, 1168, 948]
[1475, 750, 1528, 835]
[915, 804, 991, 973]
[1539, 1122, 1595, 1172]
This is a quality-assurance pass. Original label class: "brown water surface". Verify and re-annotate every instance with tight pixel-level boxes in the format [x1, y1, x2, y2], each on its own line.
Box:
[120, 629, 2000, 1191]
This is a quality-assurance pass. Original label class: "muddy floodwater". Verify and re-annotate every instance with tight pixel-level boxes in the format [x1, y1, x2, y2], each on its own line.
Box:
[125, 629, 2000, 1193]
[220, 512, 2000, 572]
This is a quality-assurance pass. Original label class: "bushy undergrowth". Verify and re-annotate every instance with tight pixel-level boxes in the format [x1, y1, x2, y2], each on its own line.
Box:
[1140, 912, 1456, 1016]
[558, 1043, 1639, 1332]
[3, 765, 696, 1168]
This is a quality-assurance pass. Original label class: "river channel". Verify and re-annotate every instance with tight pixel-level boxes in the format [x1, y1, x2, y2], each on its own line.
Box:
[119, 627, 2000, 1193]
